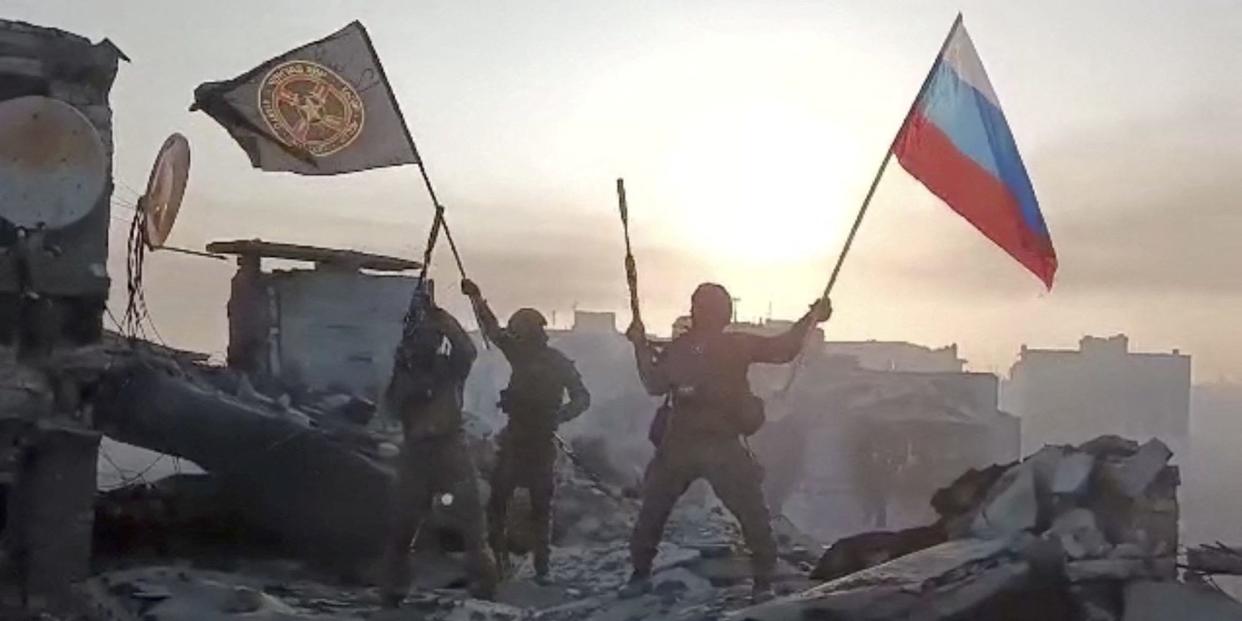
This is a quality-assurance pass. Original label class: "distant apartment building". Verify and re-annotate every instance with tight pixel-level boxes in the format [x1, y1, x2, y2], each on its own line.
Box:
[677, 317, 964, 373]
[821, 341, 965, 373]
[1002, 335, 1190, 455]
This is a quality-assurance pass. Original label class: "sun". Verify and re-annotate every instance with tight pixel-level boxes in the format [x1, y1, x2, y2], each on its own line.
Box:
[654, 102, 856, 267]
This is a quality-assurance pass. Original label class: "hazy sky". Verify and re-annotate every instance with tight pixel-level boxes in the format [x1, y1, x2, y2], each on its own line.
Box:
[7, 0, 1242, 379]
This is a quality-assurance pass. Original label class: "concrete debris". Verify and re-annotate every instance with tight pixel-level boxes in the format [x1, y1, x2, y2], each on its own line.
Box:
[1049, 508, 1110, 560]
[1123, 581, 1242, 621]
[809, 524, 945, 582]
[20, 343, 1230, 621]
[1064, 558, 1177, 583]
[1079, 435, 1141, 458]
[970, 463, 1039, 538]
[1099, 439, 1173, 499]
[737, 435, 1200, 621]
[1052, 451, 1096, 497]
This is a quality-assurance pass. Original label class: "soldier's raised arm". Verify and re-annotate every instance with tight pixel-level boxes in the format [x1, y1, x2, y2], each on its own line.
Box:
[556, 357, 592, 425]
[746, 297, 833, 364]
[626, 318, 670, 396]
[461, 278, 516, 355]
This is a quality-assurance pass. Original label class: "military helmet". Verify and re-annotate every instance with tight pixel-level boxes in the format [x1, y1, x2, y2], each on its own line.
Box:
[691, 282, 732, 328]
[507, 307, 548, 339]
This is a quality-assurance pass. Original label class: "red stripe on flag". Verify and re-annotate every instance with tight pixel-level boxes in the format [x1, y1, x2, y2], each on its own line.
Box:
[894, 112, 1057, 288]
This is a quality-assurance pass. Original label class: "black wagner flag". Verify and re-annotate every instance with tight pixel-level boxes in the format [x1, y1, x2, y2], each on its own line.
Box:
[191, 21, 419, 175]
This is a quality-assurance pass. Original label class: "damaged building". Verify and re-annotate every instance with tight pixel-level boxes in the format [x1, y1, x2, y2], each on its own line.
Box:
[209, 238, 423, 401]
[0, 18, 126, 610]
[1003, 335, 1191, 456]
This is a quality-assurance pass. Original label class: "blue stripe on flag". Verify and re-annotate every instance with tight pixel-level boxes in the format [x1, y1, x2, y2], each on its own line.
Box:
[920, 62, 1047, 236]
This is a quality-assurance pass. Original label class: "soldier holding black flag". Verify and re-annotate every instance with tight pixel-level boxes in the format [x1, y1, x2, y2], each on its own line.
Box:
[380, 286, 498, 606]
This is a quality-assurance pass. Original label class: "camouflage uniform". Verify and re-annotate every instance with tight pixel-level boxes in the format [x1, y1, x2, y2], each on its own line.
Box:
[467, 290, 591, 579]
[381, 308, 497, 604]
[627, 285, 825, 590]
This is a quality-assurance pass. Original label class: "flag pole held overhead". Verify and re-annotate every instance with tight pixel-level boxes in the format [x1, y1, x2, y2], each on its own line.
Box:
[617, 178, 642, 324]
[819, 13, 964, 300]
[191, 21, 420, 176]
[355, 24, 468, 281]
[784, 14, 1053, 394]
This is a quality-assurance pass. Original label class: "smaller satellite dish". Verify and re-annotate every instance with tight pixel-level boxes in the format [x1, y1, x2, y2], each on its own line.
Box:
[140, 133, 191, 248]
[0, 96, 107, 230]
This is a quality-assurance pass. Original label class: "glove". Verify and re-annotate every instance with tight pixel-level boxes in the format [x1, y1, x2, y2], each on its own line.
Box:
[809, 297, 833, 323]
[461, 278, 481, 298]
[625, 319, 646, 343]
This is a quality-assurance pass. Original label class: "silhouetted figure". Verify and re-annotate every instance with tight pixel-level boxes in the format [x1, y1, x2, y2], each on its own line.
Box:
[462, 279, 591, 583]
[381, 304, 497, 607]
[623, 283, 831, 600]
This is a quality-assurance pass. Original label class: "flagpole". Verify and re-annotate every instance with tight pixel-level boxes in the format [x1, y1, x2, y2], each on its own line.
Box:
[778, 14, 962, 396]
[357, 24, 468, 281]
[818, 13, 962, 299]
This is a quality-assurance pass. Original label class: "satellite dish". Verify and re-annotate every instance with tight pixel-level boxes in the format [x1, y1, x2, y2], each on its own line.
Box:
[140, 133, 190, 248]
[0, 96, 107, 230]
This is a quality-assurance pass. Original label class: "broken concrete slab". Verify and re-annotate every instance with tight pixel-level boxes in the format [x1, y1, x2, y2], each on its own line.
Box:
[1079, 436, 1140, 458]
[729, 538, 1030, 621]
[971, 465, 1038, 538]
[1123, 581, 1242, 621]
[1049, 508, 1110, 560]
[1052, 452, 1096, 497]
[1065, 558, 1176, 583]
[1100, 439, 1172, 499]
[930, 463, 1011, 519]
[810, 524, 946, 582]
[94, 361, 396, 562]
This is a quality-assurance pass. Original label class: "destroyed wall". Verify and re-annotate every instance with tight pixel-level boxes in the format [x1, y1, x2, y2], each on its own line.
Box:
[267, 264, 418, 398]
[0, 19, 125, 609]
[1004, 334, 1190, 455]
[0, 20, 124, 343]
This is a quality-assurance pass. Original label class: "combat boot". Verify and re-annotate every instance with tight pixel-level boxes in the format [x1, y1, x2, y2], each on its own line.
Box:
[751, 576, 774, 604]
[380, 591, 405, 609]
[618, 571, 652, 598]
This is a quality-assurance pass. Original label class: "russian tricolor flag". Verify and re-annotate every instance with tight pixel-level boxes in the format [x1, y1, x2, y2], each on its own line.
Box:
[893, 16, 1057, 288]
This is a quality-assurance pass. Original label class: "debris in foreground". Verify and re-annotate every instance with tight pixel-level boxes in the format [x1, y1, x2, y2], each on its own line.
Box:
[733, 435, 1197, 620]
[75, 431, 1242, 621]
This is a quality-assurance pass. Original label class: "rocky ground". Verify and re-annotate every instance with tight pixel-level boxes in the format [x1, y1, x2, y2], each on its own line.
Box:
[49, 434, 1242, 620]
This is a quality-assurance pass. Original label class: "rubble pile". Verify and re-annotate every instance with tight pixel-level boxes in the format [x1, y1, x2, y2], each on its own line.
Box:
[72, 432, 1242, 620]
[731, 435, 1235, 621]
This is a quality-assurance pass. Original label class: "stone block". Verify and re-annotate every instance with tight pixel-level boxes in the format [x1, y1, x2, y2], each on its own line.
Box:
[1079, 436, 1139, 458]
[1103, 439, 1172, 499]
[1052, 452, 1096, 496]
[971, 465, 1038, 538]
[1050, 508, 1110, 559]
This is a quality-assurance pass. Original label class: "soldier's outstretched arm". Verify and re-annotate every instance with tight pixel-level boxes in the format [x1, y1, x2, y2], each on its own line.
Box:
[749, 297, 833, 364]
[557, 359, 592, 425]
[461, 279, 515, 355]
[627, 319, 670, 396]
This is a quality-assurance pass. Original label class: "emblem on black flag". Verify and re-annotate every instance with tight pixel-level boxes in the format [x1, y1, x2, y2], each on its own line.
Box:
[192, 21, 419, 176]
[258, 61, 365, 157]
